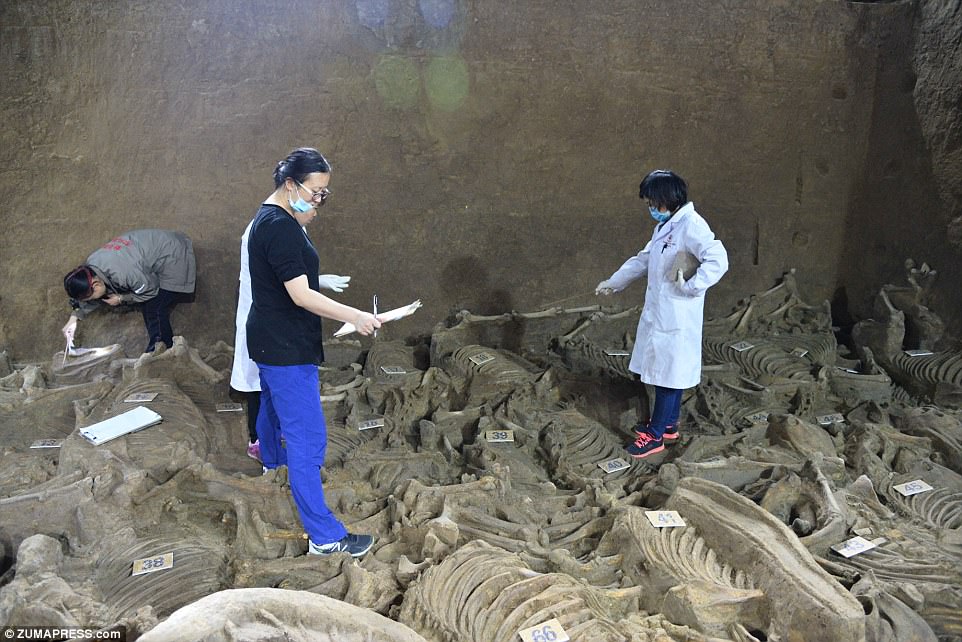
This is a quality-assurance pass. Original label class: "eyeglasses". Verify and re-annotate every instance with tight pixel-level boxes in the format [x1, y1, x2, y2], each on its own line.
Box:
[297, 181, 331, 205]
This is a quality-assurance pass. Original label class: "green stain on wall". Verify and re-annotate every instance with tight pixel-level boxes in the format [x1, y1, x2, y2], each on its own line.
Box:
[373, 55, 420, 109]
[425, 55, 468, 112]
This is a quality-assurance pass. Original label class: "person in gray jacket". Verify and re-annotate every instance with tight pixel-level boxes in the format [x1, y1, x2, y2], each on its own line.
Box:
[62, 229, 196, 353]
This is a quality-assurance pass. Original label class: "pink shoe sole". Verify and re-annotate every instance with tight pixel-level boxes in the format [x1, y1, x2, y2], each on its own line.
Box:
[635, 425, 680, 441]
[627, 444, 665, 458]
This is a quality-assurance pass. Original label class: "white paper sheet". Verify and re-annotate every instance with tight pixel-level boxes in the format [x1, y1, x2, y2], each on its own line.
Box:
[333, 299, 422, 337]
[80, 406, 163, 445]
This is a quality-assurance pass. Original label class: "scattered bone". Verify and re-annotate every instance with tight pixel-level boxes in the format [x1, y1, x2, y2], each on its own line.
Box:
[0, 265, 959, 640]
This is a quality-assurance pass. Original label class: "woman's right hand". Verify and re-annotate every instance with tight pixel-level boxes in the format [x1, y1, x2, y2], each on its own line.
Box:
[353, 311, 382, 336]
[62, 316, 78, 343]
[595, 280, 615, 296]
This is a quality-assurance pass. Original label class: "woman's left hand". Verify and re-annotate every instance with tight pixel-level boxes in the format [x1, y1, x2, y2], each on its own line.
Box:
[103, 294, 123, 306]
[673, 269, 689, 295]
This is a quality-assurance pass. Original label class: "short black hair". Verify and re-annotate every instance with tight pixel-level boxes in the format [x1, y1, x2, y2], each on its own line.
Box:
[64, 265, 95, 300]
[273, 147, 331, 188]
[639, 169, 688, 213]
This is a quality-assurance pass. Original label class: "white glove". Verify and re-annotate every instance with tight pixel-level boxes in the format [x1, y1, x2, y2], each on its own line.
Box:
[62, 316, 78, 348]
[595, 280, 615, 296]
[317, 274, 351, 293]
[674, 269, 687, 293]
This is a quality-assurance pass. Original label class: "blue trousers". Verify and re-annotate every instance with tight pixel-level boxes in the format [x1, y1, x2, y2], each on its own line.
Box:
[255, 363, 347, 545]
[648, 385, 682, 439]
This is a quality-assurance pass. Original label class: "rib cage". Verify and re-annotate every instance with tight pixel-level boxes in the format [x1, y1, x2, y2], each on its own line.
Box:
[399, 540, 634, 642]
[554, 308, 640, 380]
[888, 350, 962, 388]
[691, 378, 782, 431]
[538, 407, 648, 479]
[556, 334, 633, 379]
[364, 340, 422, 379]
[96, 537, 229, 621]
[820, 544, 961, 586]
[625, 510, 755, 591]
[702, 337, 814, 382]
[881, 480, 962, 530]
[447, 344, 534, 386]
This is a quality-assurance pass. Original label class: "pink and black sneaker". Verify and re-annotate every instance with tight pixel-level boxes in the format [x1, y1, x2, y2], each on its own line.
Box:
[626, 430, 665, 459]
[246, 440, 262, 463]
[634, 422, 680, 442]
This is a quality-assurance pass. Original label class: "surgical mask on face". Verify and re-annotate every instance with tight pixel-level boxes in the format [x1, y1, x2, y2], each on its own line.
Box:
[649, 206, 670, 223]
[289, 191, 314, 213]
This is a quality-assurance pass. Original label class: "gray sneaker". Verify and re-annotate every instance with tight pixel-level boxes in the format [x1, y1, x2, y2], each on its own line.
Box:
[309, 533, 375, 557]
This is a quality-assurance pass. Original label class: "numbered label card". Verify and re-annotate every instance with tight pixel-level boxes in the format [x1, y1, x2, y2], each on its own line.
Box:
[790, 347, 809, 358]
[124, 392, 158, 403]
[730, 341, 754, 352]
[893, 479, 934, 496]
[215, 402, 244, 413]
[380, 366, 407, 375]
[904, 349, 934, 357]
[645, 510, 686, 528]
[518, 618, 569, 642]
[30, 439, 64, 449]
[132, 552, 174, 576]
[469, 352, 496, 366]
[485, 429, 515, 443]
[744, 411, 770, 425]
[816, 413, 845, 426]
[603, 349, 630, 357]
[831, 536, 877, 558]
[358, 418, 386, 431]
[597, 458, 629, 474]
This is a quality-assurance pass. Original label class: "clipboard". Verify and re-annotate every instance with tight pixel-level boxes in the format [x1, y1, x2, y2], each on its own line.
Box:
[670, 251, 700, 280]
[79, 406, 163, 445]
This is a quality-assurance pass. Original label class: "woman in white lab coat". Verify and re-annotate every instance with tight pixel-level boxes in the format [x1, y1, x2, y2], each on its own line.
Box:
[596, 170, 728, 459]
[230, 220, 264, 462]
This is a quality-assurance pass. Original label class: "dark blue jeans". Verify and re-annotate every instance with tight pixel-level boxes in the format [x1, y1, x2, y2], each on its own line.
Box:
[142, 289, 191, 352]
[648, 385, 682, 439]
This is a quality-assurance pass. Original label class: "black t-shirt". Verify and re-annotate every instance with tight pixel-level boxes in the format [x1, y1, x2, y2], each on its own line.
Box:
[246, 204, 325, 365]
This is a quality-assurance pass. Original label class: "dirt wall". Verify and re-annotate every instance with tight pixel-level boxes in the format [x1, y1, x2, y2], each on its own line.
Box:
[0, 0, 957, 359]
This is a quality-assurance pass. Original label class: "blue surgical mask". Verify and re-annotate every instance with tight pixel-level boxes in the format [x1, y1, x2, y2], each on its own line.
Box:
[289, 193, 314, 213]
[649, 206, 670, 223]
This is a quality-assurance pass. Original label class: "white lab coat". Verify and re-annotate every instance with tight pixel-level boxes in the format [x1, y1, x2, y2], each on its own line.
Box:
[229, 221, 260, 392]
[605, 202, 728, 389]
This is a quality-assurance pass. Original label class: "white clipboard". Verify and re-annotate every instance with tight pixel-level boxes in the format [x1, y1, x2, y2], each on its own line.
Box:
[80, 406, 163, 445]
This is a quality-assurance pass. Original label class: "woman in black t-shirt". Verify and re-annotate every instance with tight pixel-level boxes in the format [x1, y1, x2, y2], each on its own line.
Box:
[246, 147, 380, 558]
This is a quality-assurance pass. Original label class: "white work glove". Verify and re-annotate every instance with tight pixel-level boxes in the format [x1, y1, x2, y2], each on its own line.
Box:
[595, 280, 615, 296]
[317, 274, 351, 293]
[62, 316, 78, 348]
